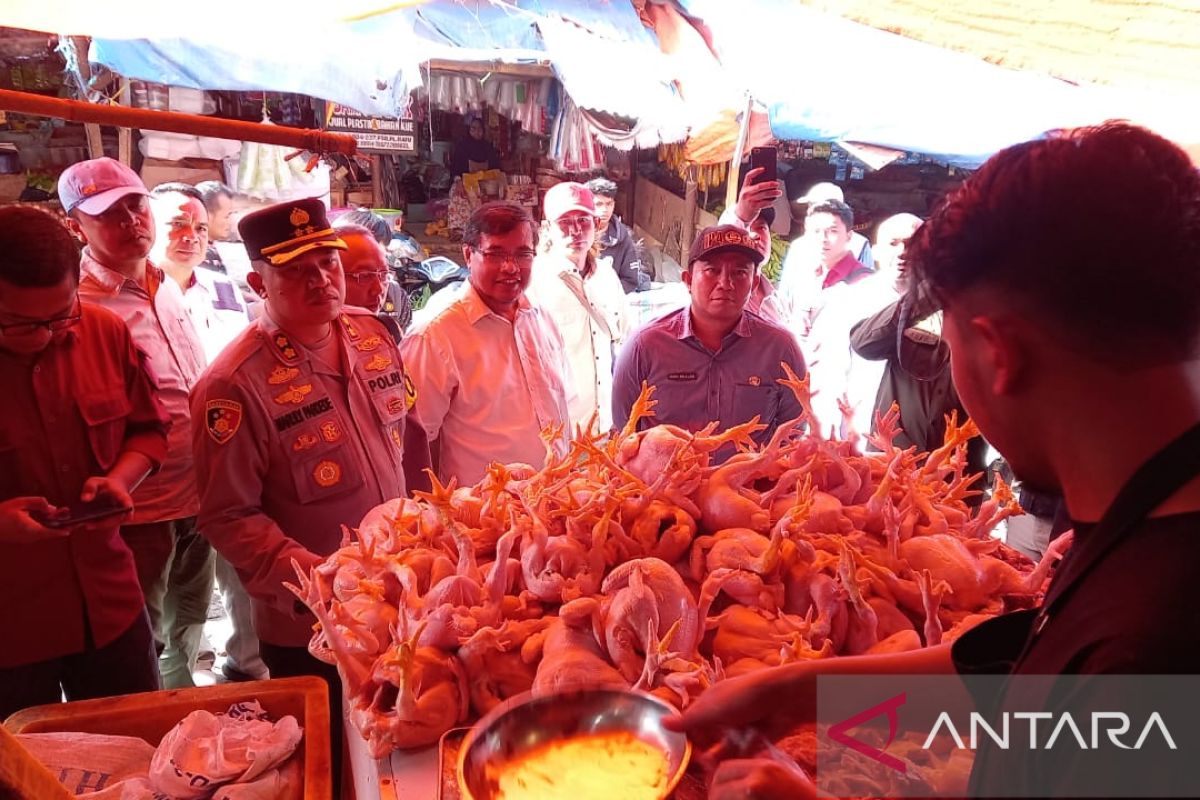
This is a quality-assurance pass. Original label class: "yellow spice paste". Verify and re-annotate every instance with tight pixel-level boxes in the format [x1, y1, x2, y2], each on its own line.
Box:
[490, 731, 669, 800]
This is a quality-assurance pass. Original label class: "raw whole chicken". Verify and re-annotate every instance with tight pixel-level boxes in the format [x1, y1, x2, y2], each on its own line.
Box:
[289, 371, 1039, 756]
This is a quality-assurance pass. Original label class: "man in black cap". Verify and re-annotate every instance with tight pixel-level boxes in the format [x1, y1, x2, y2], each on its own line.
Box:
[611, 224, 806, 462]
[190, 197, 430, 778]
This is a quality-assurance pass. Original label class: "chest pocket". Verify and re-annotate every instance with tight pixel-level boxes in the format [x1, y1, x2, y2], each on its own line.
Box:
[360, 367, 409, 449]
[283, 411, 365, 505]
[0, 430, 25, 497]
[732, 381, 780, 428]
[78, 389, 131, 471]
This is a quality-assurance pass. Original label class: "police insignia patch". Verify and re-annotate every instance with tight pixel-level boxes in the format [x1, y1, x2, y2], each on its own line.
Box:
[387, 396, 406, 415]
[320, 421, 342, 443]
[403, 370, 417, 410]
[293, 432, 319, 451]
[268, 366, 299, 385]
[274, 384, 313, 405]
[313, 459, 342, 488]
[205, 399, 242, 444]
[365, 354, 393, 372]
[354, 335, 382, 353]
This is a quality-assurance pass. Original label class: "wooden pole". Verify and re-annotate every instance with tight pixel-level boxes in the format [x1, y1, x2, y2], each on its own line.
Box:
[370, 154, 383, 208]
[725, 91, 754, 211]
[682, 166, 698, 263]
[0, 89, 358, 155]
[116, 81, 133, 166]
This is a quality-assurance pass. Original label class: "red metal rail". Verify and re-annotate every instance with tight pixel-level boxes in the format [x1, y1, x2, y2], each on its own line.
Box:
[0, 88, 358, 155]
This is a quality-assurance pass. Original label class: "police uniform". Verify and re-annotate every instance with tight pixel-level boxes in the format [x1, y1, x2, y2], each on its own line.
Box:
[190, 199, 417, 649]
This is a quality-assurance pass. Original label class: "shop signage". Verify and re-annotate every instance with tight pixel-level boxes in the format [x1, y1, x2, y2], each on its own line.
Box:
[325, 104, 415, 154]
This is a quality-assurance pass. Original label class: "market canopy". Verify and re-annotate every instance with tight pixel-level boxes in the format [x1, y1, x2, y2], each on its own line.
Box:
[30, 1, 692, 146]
[657, 0, 1199, 167]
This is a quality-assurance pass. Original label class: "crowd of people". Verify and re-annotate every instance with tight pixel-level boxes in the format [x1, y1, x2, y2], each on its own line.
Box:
[2, 121, 1198, 796]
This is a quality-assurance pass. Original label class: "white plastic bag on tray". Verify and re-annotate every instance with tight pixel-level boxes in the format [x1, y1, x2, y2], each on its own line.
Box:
[148, 701, 303, 799]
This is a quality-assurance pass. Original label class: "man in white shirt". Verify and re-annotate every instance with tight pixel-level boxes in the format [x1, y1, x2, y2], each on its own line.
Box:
[147, 183, 265, 683]
[777, 199, 875, 436]
[401, 202, 573, 487]
[149, 184, 251, 362]
[526, 182, 628, 433]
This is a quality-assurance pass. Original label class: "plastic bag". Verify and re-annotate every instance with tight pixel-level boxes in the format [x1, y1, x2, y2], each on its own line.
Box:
[148, 702, 302, 800]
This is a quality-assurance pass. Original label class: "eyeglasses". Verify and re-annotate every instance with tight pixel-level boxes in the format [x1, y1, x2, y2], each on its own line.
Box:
[477, 249, 536, 267]
[345, 270, 390, 285]
[0, 299, 82, 337]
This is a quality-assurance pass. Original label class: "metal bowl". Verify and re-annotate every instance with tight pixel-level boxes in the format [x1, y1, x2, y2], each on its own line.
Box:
[457, 688, 692, 800]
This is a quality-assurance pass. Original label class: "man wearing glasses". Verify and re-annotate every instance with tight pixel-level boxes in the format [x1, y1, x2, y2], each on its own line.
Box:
[190, 198, 429, 777]
[402, 202, 573, 486]
[335, 222, 408, 341]
[60, 157, 210, 690]
[0, 205, 169, 717]
[526, 182, 629, 434]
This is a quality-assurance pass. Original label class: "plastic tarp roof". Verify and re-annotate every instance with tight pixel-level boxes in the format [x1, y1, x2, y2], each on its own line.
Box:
[83, 0, 688, 136]
[670, 0, 1199, 167]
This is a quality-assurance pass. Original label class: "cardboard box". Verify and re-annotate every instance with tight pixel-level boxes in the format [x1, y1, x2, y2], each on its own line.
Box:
[138, 156, 223, 190]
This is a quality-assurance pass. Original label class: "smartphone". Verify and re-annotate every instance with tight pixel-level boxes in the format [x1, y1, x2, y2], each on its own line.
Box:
[746, 146, 778, 225]
[32, 499, 130, 529]
[749, 146, 778, 185]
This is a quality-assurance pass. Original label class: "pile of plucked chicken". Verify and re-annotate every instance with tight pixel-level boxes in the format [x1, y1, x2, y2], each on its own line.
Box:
[289, 368, 1056, 757]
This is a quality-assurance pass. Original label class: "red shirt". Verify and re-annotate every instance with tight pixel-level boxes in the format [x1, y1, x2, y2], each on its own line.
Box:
[0, 302, 170, 667]
[820, 251, 871, 289]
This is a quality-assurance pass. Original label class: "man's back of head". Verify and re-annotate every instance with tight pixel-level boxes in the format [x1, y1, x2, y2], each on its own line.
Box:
[906, 122, 1200, 367]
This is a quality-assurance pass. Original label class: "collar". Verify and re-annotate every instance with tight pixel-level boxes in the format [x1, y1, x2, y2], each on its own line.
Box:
[81, 249, 165, 296]
[462, 282, 533, 326]
[676, 307, 751, 342]
[822, 251, 867, 289]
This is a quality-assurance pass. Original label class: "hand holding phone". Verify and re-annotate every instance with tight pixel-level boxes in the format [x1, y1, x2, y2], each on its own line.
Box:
[737, 147, 781, 226]
[30, 497, 131, 529]
[1, 497, 68, 543]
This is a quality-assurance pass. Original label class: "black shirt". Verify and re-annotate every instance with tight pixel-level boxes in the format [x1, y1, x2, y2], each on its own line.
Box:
[598, 217, 648, 293]
[953, 512, 1200, 797]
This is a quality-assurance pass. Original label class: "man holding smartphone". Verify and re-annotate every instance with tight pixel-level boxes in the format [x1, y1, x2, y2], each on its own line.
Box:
[0, 206, 169, 718]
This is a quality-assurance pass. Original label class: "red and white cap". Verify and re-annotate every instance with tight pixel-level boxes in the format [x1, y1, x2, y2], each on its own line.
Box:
[543, 181, 596, 222]
[57, 157, 149, 215]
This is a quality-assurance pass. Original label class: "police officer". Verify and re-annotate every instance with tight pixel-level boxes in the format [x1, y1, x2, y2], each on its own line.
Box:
[191, 198, 429, 778]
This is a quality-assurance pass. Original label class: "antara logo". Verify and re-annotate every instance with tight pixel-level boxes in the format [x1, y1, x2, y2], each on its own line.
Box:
[923, 711, 1178, 752]
[829, 694, 1178, 775]
[828, 693, 908, 773]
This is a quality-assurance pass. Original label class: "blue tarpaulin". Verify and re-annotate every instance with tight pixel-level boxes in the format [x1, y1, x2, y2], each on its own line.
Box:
[90, 0, 686, 131]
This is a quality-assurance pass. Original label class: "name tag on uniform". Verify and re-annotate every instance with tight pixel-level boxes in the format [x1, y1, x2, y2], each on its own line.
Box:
[668, 371, 698, 382]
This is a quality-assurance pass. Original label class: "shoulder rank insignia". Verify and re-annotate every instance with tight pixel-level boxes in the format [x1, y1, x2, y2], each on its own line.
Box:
[365, 354, 393, 372]
[274, 384, 314, 405]
[205, 399, 243, 445]
[390, 427, 402, 448]
[341, 314, 361, 341]
[313, 459, 342, 488]
[387, 396, 406, 415]
[354, 335, 383, 353]
[271, 332, 300, 363]
[268, 365, 300, 385]
[293, 432, 319, 452]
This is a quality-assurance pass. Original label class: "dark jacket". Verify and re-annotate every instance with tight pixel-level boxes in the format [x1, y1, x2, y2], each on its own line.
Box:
[599, 217, 649, 293]
[849, 293, 987, 476]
